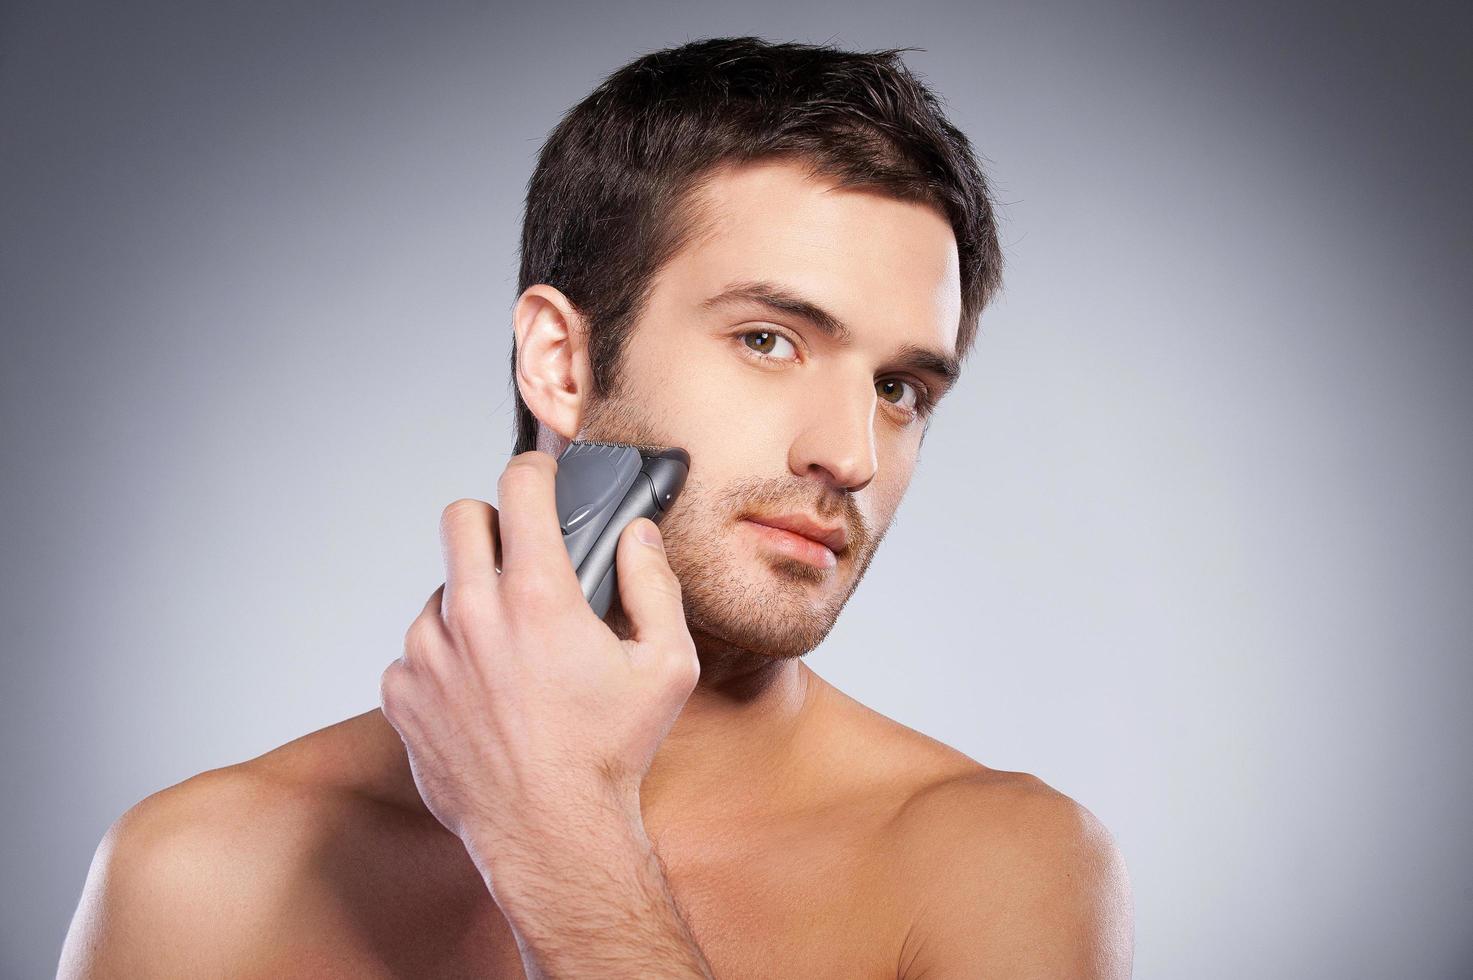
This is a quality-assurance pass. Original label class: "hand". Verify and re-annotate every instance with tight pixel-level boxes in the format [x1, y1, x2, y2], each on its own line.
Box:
[378, 450, 699, 889]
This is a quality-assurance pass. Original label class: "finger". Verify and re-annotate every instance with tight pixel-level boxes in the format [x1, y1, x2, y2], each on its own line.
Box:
[495, 450, 582, 599]
[379, 656, 412, 729]
[616, 518, 696, 673]
[439, 499, 502, 600]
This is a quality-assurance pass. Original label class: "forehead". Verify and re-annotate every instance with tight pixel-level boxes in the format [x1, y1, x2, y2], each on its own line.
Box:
[660, 158, 962, 347]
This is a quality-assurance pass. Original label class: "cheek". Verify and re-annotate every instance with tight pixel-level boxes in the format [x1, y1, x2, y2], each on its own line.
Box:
[661, 351, 794, 444]
[854, 452, 912, 521]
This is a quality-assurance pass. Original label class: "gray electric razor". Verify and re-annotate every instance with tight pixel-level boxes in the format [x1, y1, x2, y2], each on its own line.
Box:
[554, 440, 690, 620]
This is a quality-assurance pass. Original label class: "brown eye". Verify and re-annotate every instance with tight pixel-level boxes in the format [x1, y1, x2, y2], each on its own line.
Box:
[741, 330, 797, 360]
[877, 378, 918, 410]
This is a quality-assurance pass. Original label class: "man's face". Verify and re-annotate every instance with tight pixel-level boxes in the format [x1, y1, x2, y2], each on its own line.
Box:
[577, 157, 963, 661]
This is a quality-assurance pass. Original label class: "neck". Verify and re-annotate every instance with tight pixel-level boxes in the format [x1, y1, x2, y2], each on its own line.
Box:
[637, 644, 820, 831]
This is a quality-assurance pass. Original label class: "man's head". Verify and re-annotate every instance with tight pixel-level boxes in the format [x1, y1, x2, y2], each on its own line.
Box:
[508, 37, 1003, 665]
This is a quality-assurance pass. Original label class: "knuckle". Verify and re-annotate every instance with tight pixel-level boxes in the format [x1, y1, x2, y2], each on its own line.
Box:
[511, 450, 554, 471]
[403, 616, 437, 659]
[654, 630, 698, 677]
[505, 453, 545, 475]
[663, 640, 700, 688]
[440, 590, 489, 635]
[379, 658, 411, 714]
[499, 452, 554, 488]
[440, 498, 488, 532]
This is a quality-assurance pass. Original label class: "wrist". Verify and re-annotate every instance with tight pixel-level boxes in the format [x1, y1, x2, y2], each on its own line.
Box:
[466, 787, 650, 906]
[485, 821, 661, 942]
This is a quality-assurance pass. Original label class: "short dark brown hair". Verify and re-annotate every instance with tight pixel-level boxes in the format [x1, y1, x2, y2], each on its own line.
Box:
[510, 35, 1005, 454]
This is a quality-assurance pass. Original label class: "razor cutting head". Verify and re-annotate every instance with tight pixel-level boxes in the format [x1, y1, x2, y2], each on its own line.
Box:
[554, 440, 690, 618]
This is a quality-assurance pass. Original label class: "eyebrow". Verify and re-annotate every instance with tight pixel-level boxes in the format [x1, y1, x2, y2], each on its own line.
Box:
[700, 279, 962, 396]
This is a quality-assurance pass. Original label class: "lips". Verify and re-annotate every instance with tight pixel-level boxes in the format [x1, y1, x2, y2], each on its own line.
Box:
[746, 512, 848, 553]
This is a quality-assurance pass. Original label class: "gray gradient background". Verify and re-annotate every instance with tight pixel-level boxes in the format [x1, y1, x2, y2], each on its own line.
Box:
[3, 1, 1470, 976]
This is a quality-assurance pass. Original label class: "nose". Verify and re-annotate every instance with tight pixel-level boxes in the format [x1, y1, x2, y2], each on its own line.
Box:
[789, 376, 878, 494]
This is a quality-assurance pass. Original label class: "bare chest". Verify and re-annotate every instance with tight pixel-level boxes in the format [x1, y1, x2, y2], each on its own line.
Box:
[263, 813, 908, 979]
[654, 825, 910, 979]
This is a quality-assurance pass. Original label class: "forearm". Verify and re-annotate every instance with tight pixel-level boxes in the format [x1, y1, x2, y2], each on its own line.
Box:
[472, 814, 715, 979]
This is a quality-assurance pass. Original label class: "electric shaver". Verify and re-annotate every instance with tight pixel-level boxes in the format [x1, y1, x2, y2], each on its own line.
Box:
[554, 440, 690, 619]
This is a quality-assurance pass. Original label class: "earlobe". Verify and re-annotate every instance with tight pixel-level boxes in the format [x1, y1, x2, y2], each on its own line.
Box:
[512, 284, 591, 445]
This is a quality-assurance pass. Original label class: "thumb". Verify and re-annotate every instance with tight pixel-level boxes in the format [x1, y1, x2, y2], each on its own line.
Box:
[615, 517, 689, 650]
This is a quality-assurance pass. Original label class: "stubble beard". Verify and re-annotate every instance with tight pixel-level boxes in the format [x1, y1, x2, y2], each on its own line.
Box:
[576, 391, 885, 676]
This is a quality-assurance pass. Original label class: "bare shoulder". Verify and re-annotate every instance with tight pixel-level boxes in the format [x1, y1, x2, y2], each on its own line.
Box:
[805, 679, 1131, 978]
[58, 727, 374, 978]
[886, 766, 1135, 979]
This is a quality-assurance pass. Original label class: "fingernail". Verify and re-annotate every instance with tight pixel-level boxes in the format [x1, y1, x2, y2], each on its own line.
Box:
[637, 519, 662, 549]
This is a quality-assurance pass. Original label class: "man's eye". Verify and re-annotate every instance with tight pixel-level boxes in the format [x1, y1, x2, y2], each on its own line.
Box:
[877, 378, 921, 412]
[740, 329, 799, 361]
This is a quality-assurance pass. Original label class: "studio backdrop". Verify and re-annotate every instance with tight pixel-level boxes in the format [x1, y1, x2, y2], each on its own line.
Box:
[2, 1, 1470, 977]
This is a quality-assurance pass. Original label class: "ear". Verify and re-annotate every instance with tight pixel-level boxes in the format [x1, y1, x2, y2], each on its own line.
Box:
[512, 284, 592, 452]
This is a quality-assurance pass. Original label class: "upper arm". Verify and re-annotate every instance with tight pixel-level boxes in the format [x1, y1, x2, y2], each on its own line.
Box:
[896, 774, 1134, 980]
[58, 771, 297, 978]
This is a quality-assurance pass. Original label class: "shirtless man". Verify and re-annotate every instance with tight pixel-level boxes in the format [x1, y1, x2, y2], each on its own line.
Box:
[59, 36, 1132, 978]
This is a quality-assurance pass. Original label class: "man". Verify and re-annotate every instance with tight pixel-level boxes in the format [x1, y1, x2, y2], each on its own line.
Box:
[60, 36, 1133, 977]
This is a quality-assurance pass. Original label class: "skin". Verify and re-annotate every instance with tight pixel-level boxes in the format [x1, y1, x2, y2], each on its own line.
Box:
[58, 157, 1134, 978]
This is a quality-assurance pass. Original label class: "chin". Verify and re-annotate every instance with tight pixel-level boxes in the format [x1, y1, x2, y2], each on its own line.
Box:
[680, 565, 848, 662]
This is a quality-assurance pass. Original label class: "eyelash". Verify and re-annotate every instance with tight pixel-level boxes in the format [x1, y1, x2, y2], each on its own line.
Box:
[733, 328, 938, 421]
